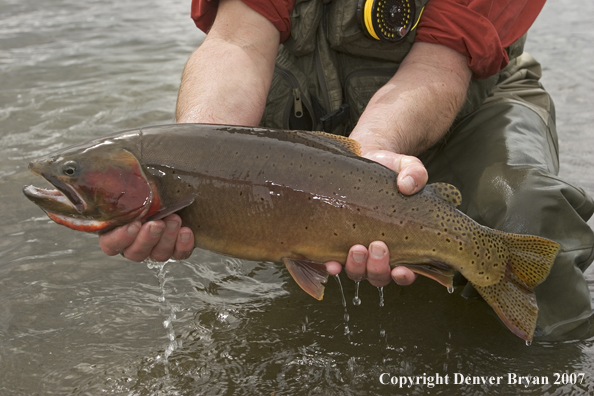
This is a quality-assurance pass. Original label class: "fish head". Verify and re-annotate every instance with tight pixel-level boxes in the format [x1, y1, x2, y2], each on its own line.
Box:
[23, 136, 155, 233]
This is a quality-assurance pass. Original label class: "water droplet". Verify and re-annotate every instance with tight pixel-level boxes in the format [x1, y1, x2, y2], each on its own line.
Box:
[447, 286, 455, 294]
[380, 329, 386, 337]
[333, 274, 347, 308]
[378, 286, 385, 307]
[526, 340, 532, 347]
[352, 281, 362, 306]
[344, 312, 351, 335]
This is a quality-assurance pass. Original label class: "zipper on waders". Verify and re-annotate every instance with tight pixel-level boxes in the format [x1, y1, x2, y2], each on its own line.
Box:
[274, 65, 315, 128]
[292, 88, 304, 118]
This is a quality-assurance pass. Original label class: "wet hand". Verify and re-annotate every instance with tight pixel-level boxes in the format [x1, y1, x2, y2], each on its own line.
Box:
[325, 150, 427, 286]
[363, 149, 427, 195]
[98, 214, 195, 262]
[325, 243, 416, 286]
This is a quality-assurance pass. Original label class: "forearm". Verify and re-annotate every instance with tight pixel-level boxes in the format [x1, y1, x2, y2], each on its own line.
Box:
[176, 0, 279, 125]
[350, 42, 472, 155]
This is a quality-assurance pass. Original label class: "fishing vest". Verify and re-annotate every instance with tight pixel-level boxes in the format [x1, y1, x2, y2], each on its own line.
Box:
[260, 0, 527, 136]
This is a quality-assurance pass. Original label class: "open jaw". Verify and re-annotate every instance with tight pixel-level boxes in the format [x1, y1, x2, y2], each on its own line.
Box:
[23, 177, 113, 232]
[23, 172, 86, 213]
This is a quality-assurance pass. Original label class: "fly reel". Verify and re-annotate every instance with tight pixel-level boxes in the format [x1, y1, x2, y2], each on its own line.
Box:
[357, 0, 417, 43]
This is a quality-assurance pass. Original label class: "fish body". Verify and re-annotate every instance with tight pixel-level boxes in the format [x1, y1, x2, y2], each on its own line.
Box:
[23, 124, 560, 341]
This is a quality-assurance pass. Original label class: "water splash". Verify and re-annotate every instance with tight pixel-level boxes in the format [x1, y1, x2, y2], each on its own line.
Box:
[333, 274, 347, 308]
[146, 259, 180, 365]
[333, 275, 350, 335]
[352, 281, 361, 306]
[377, 286, 387, 339]
[377, 286, 385, 307]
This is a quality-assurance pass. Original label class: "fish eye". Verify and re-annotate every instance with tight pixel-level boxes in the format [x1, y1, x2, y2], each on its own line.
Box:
[62, 161, 79, 177]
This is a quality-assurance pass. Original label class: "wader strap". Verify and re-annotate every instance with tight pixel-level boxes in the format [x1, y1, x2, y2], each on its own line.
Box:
[320, 103, 350, 132]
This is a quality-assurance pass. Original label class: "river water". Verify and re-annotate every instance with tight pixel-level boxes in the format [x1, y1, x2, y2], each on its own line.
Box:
[1, 0, 593, 395]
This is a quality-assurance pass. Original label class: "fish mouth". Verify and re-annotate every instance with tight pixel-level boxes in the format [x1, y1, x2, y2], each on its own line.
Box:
[23, 167, 87, 215]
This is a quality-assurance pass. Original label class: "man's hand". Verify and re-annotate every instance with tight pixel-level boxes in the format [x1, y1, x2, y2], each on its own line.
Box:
[324, 150, 427, 286]
[98, 0, 280, 263]
[326, 42, 471, 287]
[98, 214, 194, 262]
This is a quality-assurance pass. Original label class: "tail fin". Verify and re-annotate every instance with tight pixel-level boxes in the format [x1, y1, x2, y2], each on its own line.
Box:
[473, 232, 560, 341]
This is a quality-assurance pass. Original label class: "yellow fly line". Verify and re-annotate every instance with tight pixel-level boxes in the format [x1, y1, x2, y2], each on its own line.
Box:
[364, 0, 380, 40]
[411, 5, 425, 31]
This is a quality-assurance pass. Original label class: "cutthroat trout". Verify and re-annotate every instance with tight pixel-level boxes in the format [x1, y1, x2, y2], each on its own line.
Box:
[23, 124, 560, 341]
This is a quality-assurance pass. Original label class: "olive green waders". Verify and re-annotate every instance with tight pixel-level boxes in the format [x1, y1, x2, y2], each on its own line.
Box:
[420, 53, 594, 339]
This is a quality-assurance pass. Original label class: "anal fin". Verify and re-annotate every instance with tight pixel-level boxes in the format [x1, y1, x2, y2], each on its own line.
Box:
[399, 262, 455, 289]
[283, 258, 329, 300]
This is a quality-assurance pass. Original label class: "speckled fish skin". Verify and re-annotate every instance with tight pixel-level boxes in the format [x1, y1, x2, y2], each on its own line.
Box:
[23, 124, 560, 341]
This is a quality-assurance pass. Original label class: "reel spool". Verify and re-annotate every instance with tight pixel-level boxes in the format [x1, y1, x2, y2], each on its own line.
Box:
[357, 0, 416, 43]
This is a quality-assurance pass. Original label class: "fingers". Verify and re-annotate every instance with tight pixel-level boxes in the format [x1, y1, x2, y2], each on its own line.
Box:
[173, 227, 195, 260]
[119, 221, 166, 262]
[147, 217, 183, 261]
[391, 266, 417, 286]
[363, 150, 428, 195]
[366, 242, 393, 287]
[98, 214, 194, 262]
[99, 221, 142, 256]
[325, 261, 342, 276]
[332, 241, 417, 288]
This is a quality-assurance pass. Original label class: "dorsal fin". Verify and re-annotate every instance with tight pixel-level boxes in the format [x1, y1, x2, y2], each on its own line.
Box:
[424, 183, 462, 207]
[286, 131, 361, 156]
[308, 131, 362, 156]
[203, 125, 363, 157]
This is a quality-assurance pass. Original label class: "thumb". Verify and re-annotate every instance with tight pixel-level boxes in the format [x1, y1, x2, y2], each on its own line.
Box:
[363, 150, 428, 195]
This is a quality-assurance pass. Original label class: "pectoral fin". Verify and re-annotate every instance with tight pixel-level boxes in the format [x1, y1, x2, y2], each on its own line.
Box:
[283, 258, 329, 300]
[144, 195, 196, 222]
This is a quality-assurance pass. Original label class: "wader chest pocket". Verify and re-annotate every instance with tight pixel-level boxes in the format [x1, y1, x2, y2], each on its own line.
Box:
[261, 64, 315, 131]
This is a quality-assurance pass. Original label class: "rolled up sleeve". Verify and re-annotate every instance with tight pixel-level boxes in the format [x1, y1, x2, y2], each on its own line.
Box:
[415, 0, 546, 78]
[191, 0, 295, 42]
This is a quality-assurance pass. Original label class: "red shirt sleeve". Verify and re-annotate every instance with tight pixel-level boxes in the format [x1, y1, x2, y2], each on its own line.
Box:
[415, 0, 546, 78]
[191, 0, 295, 42]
